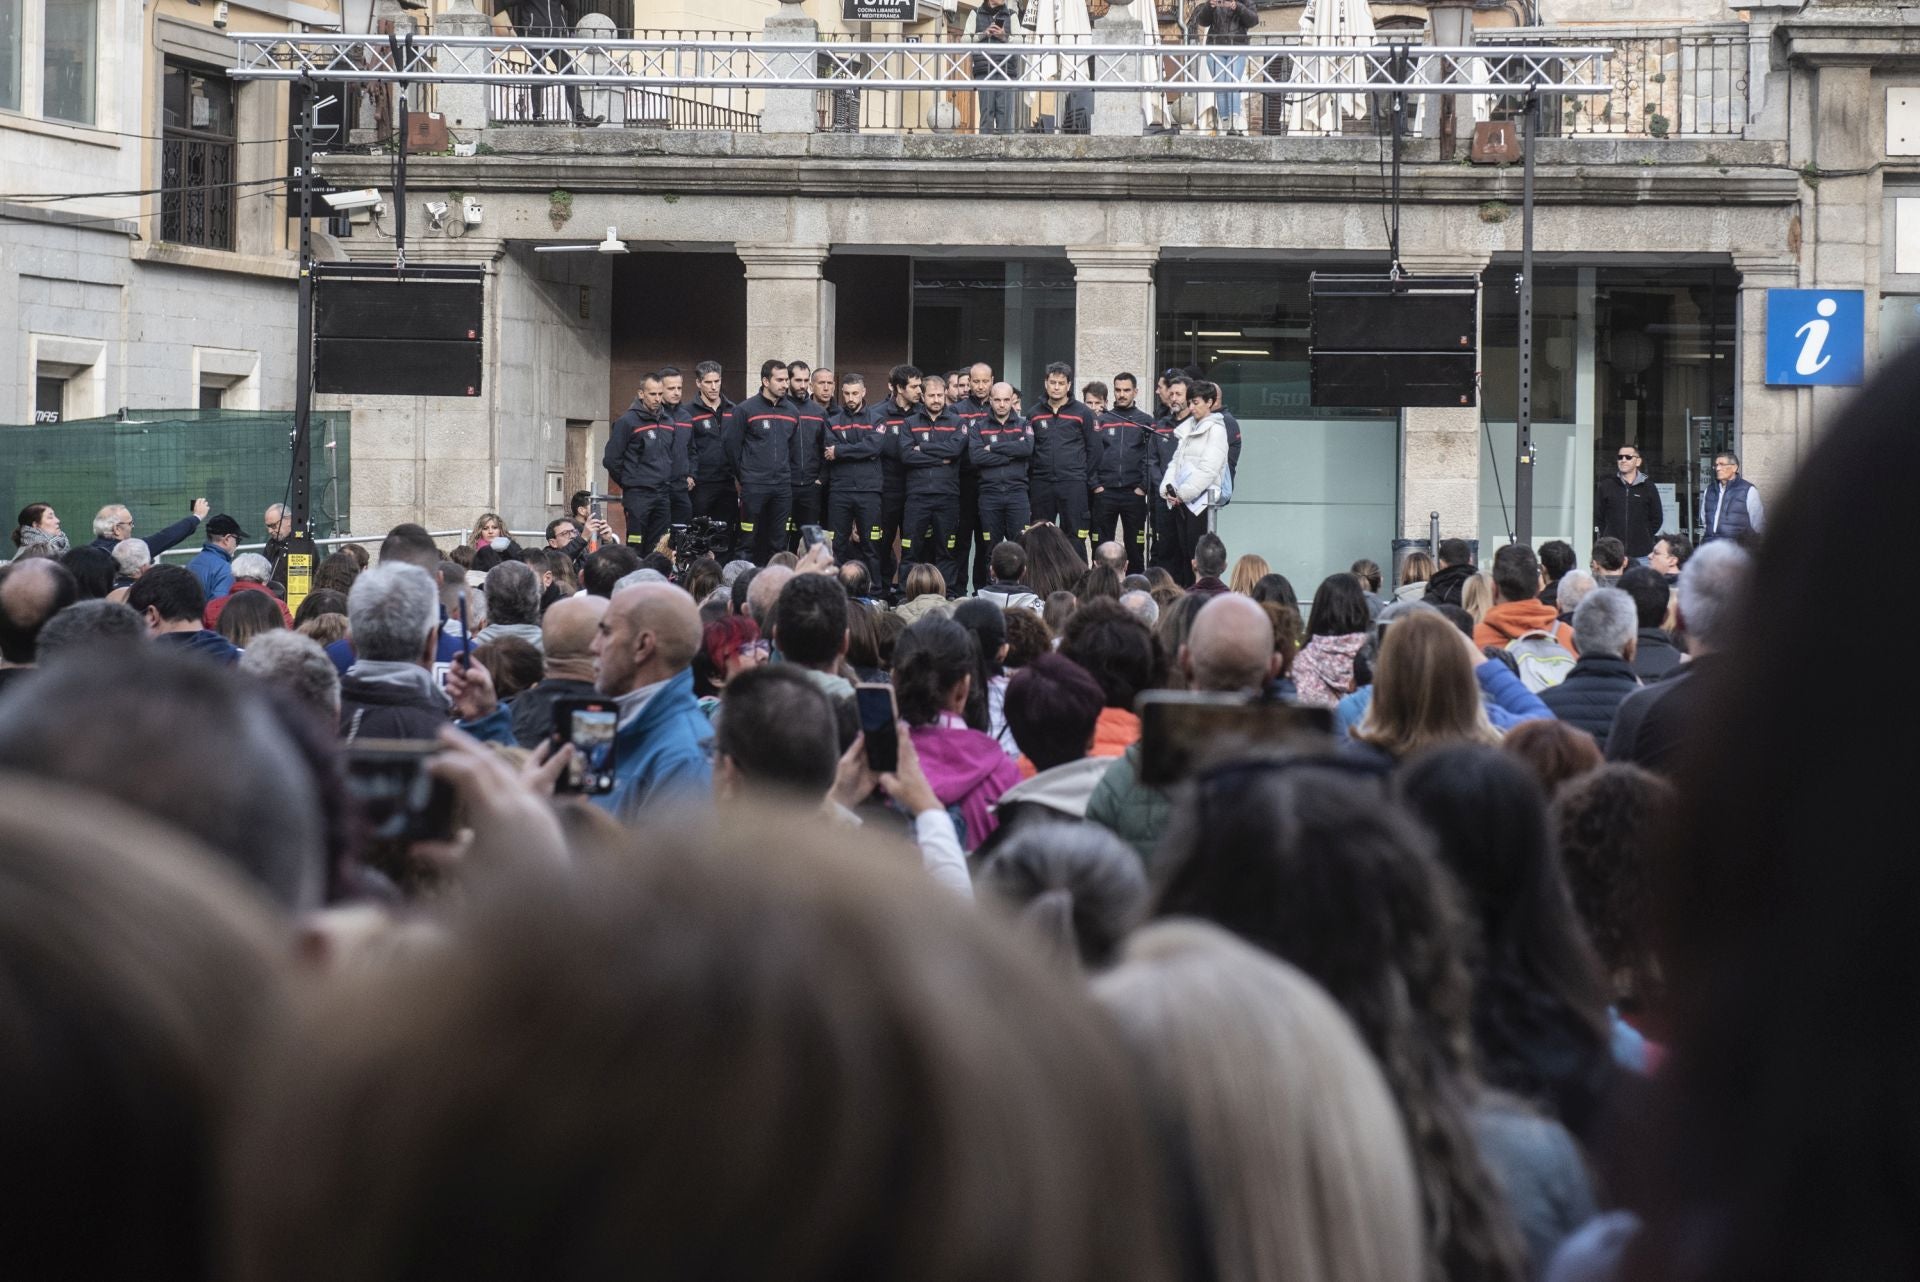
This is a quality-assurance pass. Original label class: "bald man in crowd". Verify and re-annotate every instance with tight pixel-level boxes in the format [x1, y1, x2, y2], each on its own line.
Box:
[0, 559, 79, 696]
[1180, 592, 1284, 692]
[589, 581, 712, 818]
[511, 594, 608, 748]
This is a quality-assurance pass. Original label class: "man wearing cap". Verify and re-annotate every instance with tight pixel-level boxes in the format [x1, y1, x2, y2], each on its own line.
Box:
[187, 514, 247, 602]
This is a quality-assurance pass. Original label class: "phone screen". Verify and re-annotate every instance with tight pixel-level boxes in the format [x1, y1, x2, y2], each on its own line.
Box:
[1136, 693, 1334, 786]
[856, 684, 898, 774]
[555, 701, 619, 795]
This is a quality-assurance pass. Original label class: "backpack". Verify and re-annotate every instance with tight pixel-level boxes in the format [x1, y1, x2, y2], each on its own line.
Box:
[1506, 626, 1576, 693]
[1213, 462, 1233, 508]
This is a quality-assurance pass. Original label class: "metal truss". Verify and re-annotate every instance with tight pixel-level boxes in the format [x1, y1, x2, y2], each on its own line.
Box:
[231, 34, 1611, 96]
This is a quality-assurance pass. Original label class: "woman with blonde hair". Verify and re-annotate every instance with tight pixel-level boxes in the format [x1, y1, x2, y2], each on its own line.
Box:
[1094, 921, 1424, 1282]
[1354, 608, 1502, 761]
[1461, 571, 1496, 625]
[1228, 552, 1270, 597]
[1395, 549, 1435, 602]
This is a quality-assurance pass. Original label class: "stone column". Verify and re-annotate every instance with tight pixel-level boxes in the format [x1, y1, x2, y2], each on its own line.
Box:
[738, 243, 833, 375]
[760, 0, 818, 136]
[1397, 251, 1490, 542]
[1066, 245, 1157, 389]
[434, 0, 492, 134]
[1091, 0, 1145, 138]
[1731, 252, 1806, 515]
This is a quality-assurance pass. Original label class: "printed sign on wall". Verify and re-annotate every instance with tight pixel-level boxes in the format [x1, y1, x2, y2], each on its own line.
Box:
[1765, 289, 1865, 387]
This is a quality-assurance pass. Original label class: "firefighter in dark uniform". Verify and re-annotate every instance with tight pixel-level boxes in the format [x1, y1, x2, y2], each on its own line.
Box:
[1090, 370, 1154, 574]
[1146, 375, 1189, 579]
[869, 364, 922, 592]
[659, 366, 694, 528]
[824, 373, 881, 583]
[969, 381, 1034, 552]
[686, 360, 738, 559]
[723, 359, 797, 566]
[601, 372, 677, 556]
[899, 373, 968, 593]
[789, 365, 833, 551]
[1026, 361, 1098, 556]
[953, 361, 995, 593]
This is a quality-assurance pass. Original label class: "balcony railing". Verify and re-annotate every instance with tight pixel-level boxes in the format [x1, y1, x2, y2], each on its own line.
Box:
[160, 131, 236, 250]
[230, 29, 1761, 141]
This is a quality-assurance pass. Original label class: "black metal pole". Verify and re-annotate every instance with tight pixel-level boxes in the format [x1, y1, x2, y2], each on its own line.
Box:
[286, 79, 320, 610]
[1388, 41, 1408, 273]
[1513, 89, 1537, 547]
[393, 35, 409, 272]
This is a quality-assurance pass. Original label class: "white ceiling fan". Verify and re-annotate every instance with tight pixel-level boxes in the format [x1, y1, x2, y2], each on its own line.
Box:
[534, 226, 628, 254]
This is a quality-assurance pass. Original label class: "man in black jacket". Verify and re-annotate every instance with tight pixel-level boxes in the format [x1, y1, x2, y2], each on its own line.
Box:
[1091, 371, 1153, 573]
[1145, 375, 1186, 579]
[603, 373, 677, 558]
[1424, 537, 1479, 606]
[724, 359, 798, 566]
[337, 562, 453, 740]
[968, 0, 1023, 135]
[1195, 0, 1259, 135]
[509, 0, 601, 126]
[824, 373, 882, 584]
[87, 498, 209, 558]
[1540, 587, 1643, 750]
[789, 365, 834, 552]
[686, 360, 738, 558]
[900, 374, 968, 592]
[659, 366, 694, 528]
[869, 365, 921, 590]
[1618, 565, 1684, 683]
[1594, 442, 1662, 560]
[970, 382, 1034, 552]
[953, 361, 996, 594]
[1027, 361, 1098, 556]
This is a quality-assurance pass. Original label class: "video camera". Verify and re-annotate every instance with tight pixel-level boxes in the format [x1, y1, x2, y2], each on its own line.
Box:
[667, 516, 731, 567]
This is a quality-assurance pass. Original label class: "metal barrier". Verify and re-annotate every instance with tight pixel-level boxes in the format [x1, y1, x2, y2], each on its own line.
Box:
[1476, 25, 1755, 137]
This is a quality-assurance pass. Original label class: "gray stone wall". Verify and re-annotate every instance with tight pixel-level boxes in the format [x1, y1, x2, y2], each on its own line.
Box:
[1, 212, 298, 422]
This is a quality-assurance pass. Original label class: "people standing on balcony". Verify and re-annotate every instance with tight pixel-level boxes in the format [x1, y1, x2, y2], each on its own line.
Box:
[687, 361, 739, 560]
[604, 373, 678, 558]
[724, 360, 798, 567]
[825, 372, 883, 585]
[971, 382, 1036, 555]
[1027, 362, 1098, 560]
[1193, 0, 1259, 136]
[659, 366, 695, 529]
[871, 366, 923, 593]
[968, 0, 1025, 135]
[1594, 442, 1663, 562]
[789, 365, 835, 553]
[1700, 451, 1764, 543]
[507, 0, 603, 127]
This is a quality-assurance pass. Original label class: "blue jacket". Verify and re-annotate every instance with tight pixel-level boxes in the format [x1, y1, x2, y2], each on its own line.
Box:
[593, 669, 713, 822]
[187, 542, 234, 601]
[1333, 659, 1554, 738]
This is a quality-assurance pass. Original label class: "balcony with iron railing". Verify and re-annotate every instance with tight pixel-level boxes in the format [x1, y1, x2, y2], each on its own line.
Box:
[237, 22, 1762, 144]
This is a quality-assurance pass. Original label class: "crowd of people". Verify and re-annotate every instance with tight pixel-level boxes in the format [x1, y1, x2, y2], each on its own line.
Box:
[0, 350, 1907, 1282]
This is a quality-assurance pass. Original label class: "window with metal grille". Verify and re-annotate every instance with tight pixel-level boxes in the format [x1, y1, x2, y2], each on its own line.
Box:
[161, 60, 237, 251]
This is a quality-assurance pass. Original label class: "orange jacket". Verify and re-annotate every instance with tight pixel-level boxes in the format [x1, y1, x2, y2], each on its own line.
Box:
[1474, 599, 1578, 655]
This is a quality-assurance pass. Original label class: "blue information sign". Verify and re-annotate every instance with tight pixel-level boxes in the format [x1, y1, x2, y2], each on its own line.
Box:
[1765, 289, 1865, 387]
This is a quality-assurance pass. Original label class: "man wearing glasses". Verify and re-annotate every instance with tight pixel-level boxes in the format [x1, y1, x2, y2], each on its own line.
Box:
[1594, 445, 1662, 562]
[1700, 451, 1764, 544]
[86, 498, 209, 558]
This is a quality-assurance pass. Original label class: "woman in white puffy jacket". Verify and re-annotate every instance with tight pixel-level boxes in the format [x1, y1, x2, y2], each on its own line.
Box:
[1159, 380, 1230, 580]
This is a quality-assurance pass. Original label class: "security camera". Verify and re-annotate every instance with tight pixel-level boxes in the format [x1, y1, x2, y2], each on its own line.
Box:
[213, 1, 229, 27]
[322, 188, 382, 212]
[424, 200, 450, 229]
[461, 196, 484, 227]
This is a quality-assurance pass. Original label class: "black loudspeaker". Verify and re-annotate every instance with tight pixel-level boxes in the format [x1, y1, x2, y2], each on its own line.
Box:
[1309, 273, 1480, 409]
[1310, 351, 1480, 408]
[311, 264, 485, 397]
